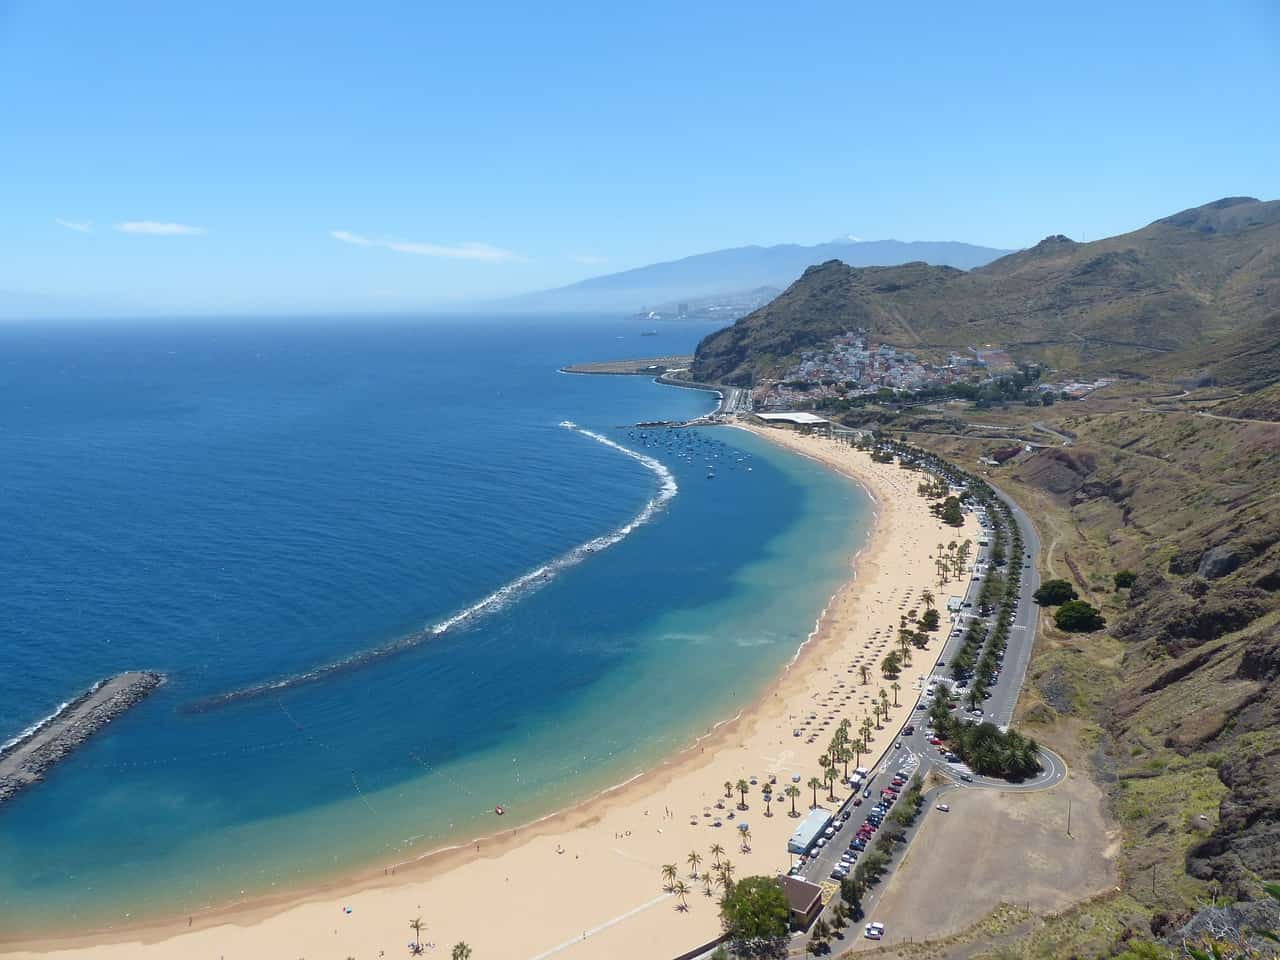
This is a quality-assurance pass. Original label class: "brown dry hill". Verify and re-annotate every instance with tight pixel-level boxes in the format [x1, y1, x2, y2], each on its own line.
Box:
[692, 196, 1280, 384]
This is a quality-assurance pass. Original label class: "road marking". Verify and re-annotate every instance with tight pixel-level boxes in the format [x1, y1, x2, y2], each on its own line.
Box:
[524, 893, 672, 960]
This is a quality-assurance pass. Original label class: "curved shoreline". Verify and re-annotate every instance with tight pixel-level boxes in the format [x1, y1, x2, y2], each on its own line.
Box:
[1, 435, 880, 953]
[1, 425, 970, 960]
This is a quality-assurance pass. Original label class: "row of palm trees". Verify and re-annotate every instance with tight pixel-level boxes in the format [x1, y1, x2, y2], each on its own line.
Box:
[663, 845, 740, 911]
[935, 539, 974, 586]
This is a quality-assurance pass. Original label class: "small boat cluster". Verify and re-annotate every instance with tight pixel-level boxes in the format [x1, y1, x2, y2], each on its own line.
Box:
[621, 428, 754, 481]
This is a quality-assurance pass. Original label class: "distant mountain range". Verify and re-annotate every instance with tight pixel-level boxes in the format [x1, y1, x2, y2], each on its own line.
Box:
[488, 239, 1013, 315]
[692, 197, 1280, 384]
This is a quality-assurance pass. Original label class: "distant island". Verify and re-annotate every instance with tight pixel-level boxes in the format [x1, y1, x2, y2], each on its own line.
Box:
[482, 237, 1012, 316]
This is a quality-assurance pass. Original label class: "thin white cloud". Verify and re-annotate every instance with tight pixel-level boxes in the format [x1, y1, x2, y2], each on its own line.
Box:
[569, 253, 609, 265]
[332, 230, 520, 263]
[330, 229, 372, 246]
[116, 221, 206, 236]
[56, 218, 93, 233]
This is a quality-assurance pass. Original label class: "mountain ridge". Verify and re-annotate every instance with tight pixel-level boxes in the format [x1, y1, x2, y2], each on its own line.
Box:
[483, 238, 1013, 314]
[692, 196, 1280, 384]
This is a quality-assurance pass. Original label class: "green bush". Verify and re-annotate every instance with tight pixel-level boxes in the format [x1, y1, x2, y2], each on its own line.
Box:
[1033, 578, 1078, 606]
[1054, 599, 1106, 632]
[1114, 569, 1137, 589]
[719, 876, 791, 945]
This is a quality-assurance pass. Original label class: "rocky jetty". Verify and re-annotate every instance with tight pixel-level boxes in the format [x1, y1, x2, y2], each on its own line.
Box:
[0, 671, 164, 804]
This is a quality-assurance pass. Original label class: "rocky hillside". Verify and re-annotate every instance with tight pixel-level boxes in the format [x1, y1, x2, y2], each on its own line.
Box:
[692, 196, 1280, 384]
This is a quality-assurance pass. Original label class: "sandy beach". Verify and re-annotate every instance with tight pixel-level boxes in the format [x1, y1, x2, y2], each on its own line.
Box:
[2, 426, 977, 960]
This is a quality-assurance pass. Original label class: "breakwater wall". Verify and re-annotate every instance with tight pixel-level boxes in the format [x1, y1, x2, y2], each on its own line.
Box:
[0, 671, 164, 804]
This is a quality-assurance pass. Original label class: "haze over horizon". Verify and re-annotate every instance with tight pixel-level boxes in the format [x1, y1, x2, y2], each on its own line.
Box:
[2, 0, 1278, 317]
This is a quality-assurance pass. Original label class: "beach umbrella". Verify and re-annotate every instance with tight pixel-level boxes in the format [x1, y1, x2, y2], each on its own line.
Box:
[737, 822, 749, 832]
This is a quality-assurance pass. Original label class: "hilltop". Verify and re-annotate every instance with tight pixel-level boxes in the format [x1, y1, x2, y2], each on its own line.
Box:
[692, 197, 1280, 384]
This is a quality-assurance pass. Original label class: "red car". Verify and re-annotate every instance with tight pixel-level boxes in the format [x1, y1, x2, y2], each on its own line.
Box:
[929, 737, 942, 745]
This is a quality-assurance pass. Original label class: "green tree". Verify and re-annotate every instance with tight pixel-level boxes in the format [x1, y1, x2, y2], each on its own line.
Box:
[736, 778, 750, 810]
[881, 651, 901, 678]
[1032, 578, 1077, 606]
[1054, 599, 1105, 632]
[709, 842, 725, 866]
[672, 879, 690, 911]
[451, 944, 472, 960]
[661, 863, 678, 891]
[719, 876, 791, 951]
[823, 765, 839, 801]
[785, 784, 801, 817]
[920, 608, 941, 631]
[840, 875, 864, 915]
[807, 776, 822, 808]
[409, 916, 425, 954]
[687, 850, 702, 878]
[1114, 569, 1137, 589]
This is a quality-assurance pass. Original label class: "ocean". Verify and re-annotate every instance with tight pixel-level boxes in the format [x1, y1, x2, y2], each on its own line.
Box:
[0, 316, 870, 933]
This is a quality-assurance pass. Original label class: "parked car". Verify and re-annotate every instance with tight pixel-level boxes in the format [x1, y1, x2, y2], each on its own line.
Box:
[935, 803, 950, 812]
[864, 922, 885, 940]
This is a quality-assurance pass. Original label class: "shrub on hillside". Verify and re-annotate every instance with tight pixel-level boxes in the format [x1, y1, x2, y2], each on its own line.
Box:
[1033, 578, 1078, 606]
[1055, 599, 1106, 632]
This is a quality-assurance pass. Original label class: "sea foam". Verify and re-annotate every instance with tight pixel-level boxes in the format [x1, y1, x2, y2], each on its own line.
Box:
[186, 422, 677, 712]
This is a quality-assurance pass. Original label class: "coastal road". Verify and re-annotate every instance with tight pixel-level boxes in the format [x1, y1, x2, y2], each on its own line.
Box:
[789, 482, 1060, 945]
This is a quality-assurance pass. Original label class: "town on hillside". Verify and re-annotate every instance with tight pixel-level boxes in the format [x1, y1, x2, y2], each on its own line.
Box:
[753, 331, 1113, 413]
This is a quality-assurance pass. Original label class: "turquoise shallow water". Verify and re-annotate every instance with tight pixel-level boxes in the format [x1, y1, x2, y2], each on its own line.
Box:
[0, 317, 868, 933]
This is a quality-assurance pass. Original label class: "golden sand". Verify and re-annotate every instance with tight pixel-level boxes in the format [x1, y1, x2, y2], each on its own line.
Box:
[2, 427, 977, 960]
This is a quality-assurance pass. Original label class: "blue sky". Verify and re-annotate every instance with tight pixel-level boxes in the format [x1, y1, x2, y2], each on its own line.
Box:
[1, 0, 1277, 315]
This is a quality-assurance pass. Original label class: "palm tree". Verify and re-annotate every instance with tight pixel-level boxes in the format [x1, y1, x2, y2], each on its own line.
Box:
[723, 780, 733, 799]
[921, 589, 936, 611]
[687, 850, 702, 878]
[871, 702, 881, 727]
[672, 880, 690, 911]
[785, 784, 801, 817]
[880, 689, 890, 718]
[807, 776, 822, 809]
[891, 681, 901, 706]
[702, 871, 714, 896]
[661, 863, 678, 891]
[409, 916, 425, 954]
[736, 778, 749, 810]
[859, 664, 870, 685]
[739, 827, 752, 852]
[837, 745, 852, 780]
[709, 842, 725, 866]
[718, 859, 735, 890]
[824, 766, 838, 801]
[762, 786, 773, 817]
[452, 944, 472, 960]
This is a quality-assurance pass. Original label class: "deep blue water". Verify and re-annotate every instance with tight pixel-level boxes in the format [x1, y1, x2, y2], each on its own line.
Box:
[0, 316, 868, 931]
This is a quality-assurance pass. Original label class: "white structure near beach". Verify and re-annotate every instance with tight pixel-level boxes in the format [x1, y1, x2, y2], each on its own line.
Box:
[787, 806, 833, 855]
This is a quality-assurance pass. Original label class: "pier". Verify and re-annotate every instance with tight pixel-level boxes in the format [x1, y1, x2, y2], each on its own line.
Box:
[0, 671, 164, 804]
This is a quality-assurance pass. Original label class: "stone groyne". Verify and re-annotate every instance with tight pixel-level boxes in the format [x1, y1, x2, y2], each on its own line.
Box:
[0, 671, 164, 804]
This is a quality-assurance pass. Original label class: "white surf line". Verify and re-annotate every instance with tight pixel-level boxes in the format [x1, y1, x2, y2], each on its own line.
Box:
[524, 892, 673, 960]
[190, 423, 678, 711]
